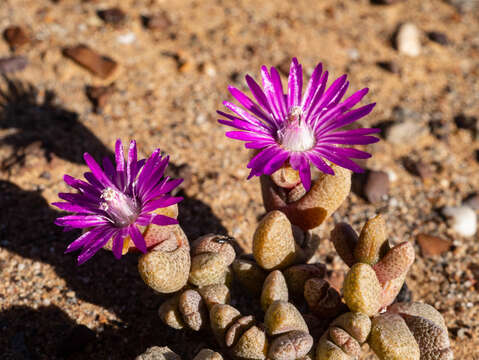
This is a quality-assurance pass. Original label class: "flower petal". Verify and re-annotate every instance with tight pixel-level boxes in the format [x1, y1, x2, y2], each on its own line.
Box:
[287, 57, 303, 109]
[84, 153, 115, 188]
[301, 62, 323, 111]
[112, 229, 127, 259]
[128, 225, 147, 253]
[55, 215, 107, 228]
[307, 153, 335, 175]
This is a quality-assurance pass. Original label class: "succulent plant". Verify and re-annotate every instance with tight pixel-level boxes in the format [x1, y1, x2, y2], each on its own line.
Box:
[53, 61, 453, 360]
[138, 224, 191, 293]
[260, 165, 352, 230]
[332, 215, 415, 312]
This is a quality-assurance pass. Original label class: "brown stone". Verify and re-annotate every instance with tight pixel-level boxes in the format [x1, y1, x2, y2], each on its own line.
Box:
[417, 234, 452, 257]
[142, 12, 172, 31]
[97, 8, 126, 25]
[85, 84, 115, 113]
[3, 26, 29, 50]
[364, 170, 389, 203]
[63, 45, 118, 79]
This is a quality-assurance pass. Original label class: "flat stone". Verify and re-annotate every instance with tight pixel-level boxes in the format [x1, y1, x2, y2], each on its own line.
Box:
[417, 234, 452, 257]
[63, 44, 118, 79]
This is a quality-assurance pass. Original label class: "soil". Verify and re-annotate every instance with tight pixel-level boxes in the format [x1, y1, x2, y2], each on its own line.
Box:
[1, 0, 479, 359]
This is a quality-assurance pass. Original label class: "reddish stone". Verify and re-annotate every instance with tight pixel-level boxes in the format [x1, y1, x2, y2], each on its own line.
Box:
[417, 234, 452, 257]
[3, 26, 29, 50]
[63, 45, 118, 79]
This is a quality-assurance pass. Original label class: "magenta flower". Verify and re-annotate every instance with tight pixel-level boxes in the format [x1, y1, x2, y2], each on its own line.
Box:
[218, 58, 380, 190]
[53, 139, 183, 264]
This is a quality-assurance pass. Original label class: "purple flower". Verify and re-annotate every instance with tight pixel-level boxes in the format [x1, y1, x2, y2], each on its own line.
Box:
[53, 139, 183, 264]
[218, 58, 380, 190]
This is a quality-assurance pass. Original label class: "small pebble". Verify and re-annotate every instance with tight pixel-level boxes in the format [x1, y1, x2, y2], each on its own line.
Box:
[116, 32, 136, 44]
[427, 31, 449, 45]
[416, 234, 452, 257]
[3, 25, 29, 50]
[402, 158, 433, 180]
[364, 170, 390, 203]
[396, 22, 421, 56]
[442, 206, 477, 237]
[454, 114, 477, 133]
[97, 8, 126, 25]
[86, 84, 115, 113]
[463, 193, 479, 210]
[63, 45, 118, 79]
[376, 61, 400, 74]
[142, 12, 172, 31]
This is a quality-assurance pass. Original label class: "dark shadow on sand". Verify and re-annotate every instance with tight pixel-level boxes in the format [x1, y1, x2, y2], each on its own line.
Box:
[0, 76, 113, 171]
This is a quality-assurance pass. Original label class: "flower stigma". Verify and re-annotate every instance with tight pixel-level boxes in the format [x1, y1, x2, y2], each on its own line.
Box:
[100, 187, 139, 227]
[278, 106, 315, 152]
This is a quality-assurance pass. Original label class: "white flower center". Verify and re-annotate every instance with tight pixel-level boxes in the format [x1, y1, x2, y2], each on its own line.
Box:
[100, 188, 139, 227]
[278, 107, 315, 152]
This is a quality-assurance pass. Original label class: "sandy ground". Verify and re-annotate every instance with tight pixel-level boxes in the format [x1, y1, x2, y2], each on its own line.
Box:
[1, 0, 479, 358]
